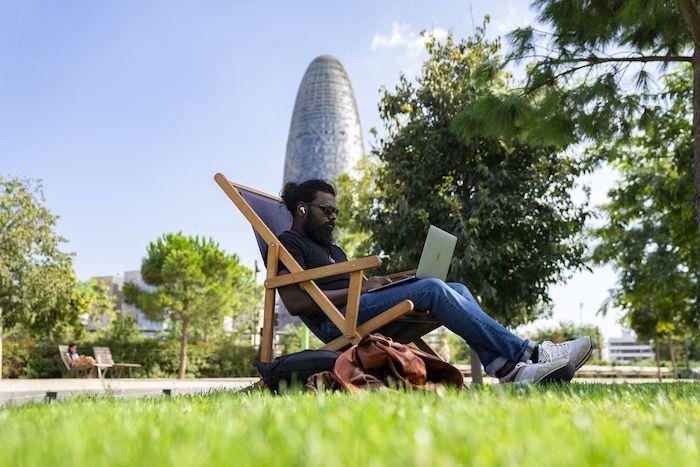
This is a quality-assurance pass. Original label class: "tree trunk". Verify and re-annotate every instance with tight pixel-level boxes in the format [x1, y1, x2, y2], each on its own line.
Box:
[693, 48, 700, 233]
[679, 1, 700, 231]
[669, 342, 679, 379]
[177, 317, 190, 380]
[470, 348, 483, 385]
[655, 340, 662, 382]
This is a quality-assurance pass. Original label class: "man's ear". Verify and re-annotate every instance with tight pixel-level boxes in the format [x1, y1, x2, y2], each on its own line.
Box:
[298, 203, 306, 215]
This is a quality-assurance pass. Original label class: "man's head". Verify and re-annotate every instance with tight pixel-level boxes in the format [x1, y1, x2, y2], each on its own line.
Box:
[68, 343, 77, 353]
[281, 179, 338, 247]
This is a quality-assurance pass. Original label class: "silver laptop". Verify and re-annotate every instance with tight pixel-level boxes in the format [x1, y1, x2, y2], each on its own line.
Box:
[368, 225, 457, 293]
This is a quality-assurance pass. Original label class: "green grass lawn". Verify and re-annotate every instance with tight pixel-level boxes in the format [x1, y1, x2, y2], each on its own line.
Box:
[1, 383, 698, 466]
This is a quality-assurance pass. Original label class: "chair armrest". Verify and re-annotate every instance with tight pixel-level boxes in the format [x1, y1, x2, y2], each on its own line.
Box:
[264, 256, 382, 289]
[387, 269, 417, 281]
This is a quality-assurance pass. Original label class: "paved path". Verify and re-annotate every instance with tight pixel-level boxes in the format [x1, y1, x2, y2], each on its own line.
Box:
[0, 377, 258, 407]
[1, 375, 695, 408]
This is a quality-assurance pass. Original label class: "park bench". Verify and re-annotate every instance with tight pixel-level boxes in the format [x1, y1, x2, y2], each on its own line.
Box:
[58, 345, 110, 378]
[214, 173, 443, 364]
[93, 347, 142, 378]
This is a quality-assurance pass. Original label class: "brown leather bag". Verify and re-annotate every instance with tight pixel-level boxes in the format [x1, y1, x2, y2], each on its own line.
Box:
[306, 334, 463, 392]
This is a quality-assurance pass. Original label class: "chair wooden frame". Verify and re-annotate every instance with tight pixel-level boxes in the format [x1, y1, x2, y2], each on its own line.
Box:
[215, 173, 442, 363]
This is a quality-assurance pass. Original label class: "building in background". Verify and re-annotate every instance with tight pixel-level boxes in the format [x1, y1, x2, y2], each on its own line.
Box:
[90, 271, 166, 335]
[604, 330, 655, 363]
[283, 55, 363, 184]
[277, 55, 364, 331]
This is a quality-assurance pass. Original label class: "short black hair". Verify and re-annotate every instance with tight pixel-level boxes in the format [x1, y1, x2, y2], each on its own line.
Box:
[68, 342, 76, 348]
[280, 179, 335, 213]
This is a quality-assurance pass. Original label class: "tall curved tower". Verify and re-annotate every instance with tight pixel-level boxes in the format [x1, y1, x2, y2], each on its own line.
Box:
[283, 55, 363, 184]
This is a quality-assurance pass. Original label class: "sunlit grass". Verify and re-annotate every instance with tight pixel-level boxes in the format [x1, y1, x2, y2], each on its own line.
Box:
[1, 383, 698, 466]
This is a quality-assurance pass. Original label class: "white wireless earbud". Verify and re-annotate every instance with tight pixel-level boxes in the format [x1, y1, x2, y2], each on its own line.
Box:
[299, 207, 306, 214]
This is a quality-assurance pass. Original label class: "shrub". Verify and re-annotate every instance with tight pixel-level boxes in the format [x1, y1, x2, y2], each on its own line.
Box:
[1, 338, 258, 379]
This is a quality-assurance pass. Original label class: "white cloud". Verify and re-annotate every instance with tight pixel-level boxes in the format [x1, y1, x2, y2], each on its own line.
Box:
[371, 22, 448, 54]
[491, 0, 537, 38]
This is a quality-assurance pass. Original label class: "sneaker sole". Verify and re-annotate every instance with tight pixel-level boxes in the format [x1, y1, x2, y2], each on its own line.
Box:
[536, 361, 575, 385]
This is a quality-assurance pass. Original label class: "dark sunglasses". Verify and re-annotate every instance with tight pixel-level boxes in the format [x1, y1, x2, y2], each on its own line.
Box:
[308, 204, 340, 217]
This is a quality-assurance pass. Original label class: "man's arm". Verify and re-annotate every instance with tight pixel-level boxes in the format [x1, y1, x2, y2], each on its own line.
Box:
[276, 271, 391, 317]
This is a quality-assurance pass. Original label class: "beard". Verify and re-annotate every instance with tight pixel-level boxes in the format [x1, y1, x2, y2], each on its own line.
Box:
[303, 214, 334, 247]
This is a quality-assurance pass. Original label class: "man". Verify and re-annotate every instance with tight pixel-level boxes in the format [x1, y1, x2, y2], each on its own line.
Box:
[276, 179, 592, 385]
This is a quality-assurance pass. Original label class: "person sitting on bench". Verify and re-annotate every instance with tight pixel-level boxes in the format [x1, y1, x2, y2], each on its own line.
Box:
[64, 343, 97, 371]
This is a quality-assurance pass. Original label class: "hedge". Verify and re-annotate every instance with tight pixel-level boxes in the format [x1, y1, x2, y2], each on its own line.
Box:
[1, 338, 259, 378]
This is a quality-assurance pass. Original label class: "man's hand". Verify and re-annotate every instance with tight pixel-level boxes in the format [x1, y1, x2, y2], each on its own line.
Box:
[361, 275, 392, 293]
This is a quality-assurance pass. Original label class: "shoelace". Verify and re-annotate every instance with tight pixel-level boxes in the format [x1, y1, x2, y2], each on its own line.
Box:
[540, 341, 568, 360]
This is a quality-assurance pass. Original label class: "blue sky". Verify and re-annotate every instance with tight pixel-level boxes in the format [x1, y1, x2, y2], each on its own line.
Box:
[2, 0, 624, 337]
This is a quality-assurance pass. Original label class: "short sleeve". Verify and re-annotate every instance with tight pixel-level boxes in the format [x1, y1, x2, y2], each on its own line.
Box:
[277, 233, 306, 272]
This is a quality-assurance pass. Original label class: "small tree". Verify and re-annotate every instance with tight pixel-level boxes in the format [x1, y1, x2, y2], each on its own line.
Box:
[124, 233, 253, 379]
[0, 176, 78, 377]
[99, 311, 141, 343]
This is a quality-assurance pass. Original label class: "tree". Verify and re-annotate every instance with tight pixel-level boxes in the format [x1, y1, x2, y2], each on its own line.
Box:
[124, 233, 254, 379]
[0, 176, 78, 377]
[360, 28, 589, 326]
[99, 311, 141, 343]
[27, 278, 115, 341]
[333, 156, 376, 258]
[459, 1, 700, 232]
[592, 66, 700, 366]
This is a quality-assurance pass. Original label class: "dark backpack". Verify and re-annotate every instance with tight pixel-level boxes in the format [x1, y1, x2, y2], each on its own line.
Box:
[255, 349, 339, 392]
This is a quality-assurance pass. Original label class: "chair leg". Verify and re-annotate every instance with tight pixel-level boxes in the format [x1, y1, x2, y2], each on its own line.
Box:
[260, 244, 279, 363]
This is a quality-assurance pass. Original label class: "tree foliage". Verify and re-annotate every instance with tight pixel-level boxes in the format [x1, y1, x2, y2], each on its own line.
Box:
[0, 176, 82, 340]
[456, 1, 700, 230]
[593, 66, 700, 342]
[354, 27, 589, 326]
[124, 233, 258, 378]
[334, 156, 376, 259]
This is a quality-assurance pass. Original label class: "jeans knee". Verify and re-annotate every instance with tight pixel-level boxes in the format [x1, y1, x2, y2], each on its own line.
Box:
[417, 278, 452, 299]
[446, 282, 474, 301]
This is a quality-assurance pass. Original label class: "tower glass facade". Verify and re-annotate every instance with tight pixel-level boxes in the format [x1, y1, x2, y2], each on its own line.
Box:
[283, 55, 363, 184]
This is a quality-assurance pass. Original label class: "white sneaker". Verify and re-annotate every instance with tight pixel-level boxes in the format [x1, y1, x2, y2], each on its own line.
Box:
[538, 337, 592, 371]
[500, 359, 573, 385]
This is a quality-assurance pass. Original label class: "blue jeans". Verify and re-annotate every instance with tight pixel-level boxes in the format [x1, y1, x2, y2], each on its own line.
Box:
[318, 278, 535, 376]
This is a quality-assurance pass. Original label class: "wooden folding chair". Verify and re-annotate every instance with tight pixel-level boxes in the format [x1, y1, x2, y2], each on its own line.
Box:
[215, 173, 443, 363]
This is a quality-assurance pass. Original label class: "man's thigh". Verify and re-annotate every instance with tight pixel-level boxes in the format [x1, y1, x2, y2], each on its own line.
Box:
[353, 278, 445, 321]
[320, 279, 444, 338]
